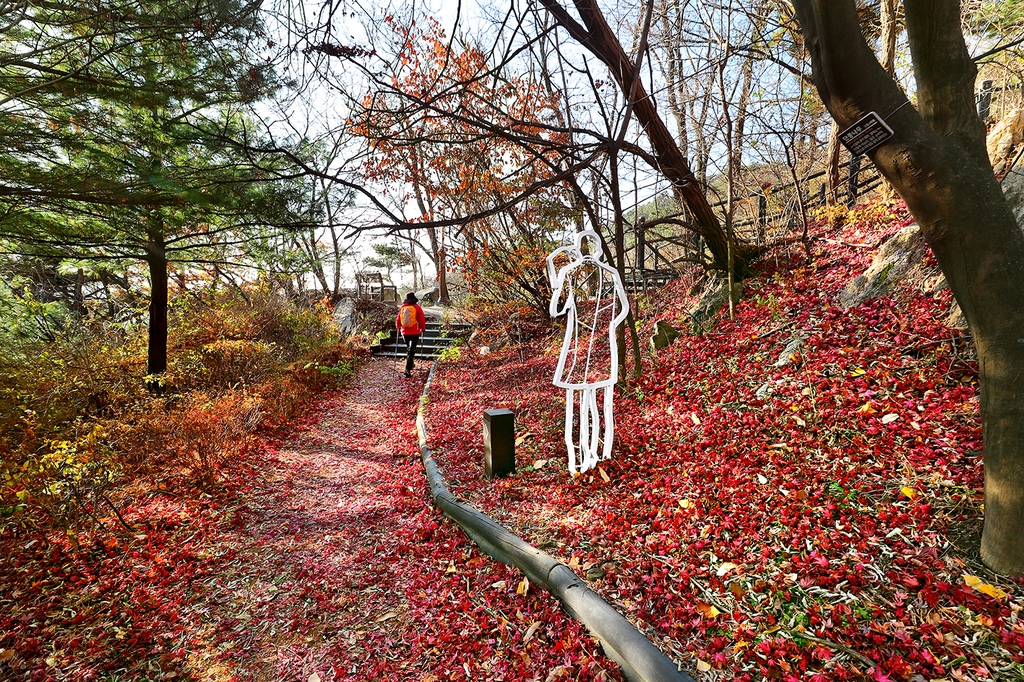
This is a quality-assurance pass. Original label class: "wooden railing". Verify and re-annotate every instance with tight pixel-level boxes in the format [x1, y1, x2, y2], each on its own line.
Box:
[618, 155, 883, 274]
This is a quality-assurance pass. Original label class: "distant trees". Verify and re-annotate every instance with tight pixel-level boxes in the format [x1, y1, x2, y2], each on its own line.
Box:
[347, 15, 570, 310]
[364, 243, 413, 289]
[539, 0, 759, 276]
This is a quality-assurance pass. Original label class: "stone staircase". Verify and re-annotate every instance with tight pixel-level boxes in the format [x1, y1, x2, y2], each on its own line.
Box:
[371, 319, 472, 360]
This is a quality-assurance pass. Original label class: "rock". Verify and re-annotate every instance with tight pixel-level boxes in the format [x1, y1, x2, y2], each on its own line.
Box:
[469, 329, 507, 353]
[837, 225, 930, 308]
[1002, 163, 1024, 230]
[690, 280, 743, 329]
[415, 287, 439, 304]
[488, 333, 509, 352]
[945, 302, 968, 330]
[650, 320, 680, 350]
[838, 224, 972, 327]
[332, 297, 356, 334]
[988, 108, 1024, 175]
[774, 336, 805, 367]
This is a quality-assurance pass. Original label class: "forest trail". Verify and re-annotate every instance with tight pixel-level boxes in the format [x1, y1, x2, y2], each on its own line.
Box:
[180, 360, 617, 682]
[187, 360, 433, 679]
[1, 358, 618, 681]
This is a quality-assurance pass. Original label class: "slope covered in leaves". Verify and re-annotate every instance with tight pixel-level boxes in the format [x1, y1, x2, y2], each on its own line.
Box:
[425, 201, 1024, 681]
[0, 362, 622, 681]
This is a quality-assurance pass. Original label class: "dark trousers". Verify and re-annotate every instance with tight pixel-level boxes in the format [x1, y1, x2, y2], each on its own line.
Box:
[403, 333, 420, 372]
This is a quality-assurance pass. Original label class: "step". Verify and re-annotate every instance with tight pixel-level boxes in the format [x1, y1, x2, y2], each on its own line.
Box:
[370, 321, 470, 359]
[374, 332, 466, 347]
[374, 350, 453, 359]
[375, 343, 457, 354]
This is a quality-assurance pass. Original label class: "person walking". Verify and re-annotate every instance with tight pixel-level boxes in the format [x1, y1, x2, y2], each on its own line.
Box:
[396, 292, 426, 377]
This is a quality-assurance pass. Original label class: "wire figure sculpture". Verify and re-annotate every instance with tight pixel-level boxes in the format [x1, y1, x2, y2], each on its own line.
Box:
[547, 230, 630, 475]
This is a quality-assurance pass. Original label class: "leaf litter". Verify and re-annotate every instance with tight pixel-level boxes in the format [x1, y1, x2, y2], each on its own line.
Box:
[422, 204, 1024, 681]
[0, 362, 620, 681]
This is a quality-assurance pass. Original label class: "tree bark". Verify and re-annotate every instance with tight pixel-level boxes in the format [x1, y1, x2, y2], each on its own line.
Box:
[410, 145, 450, 303]
[540, 0, 757, 275]
[880, 0, 898, 76]
[145, 215, 169, 378]
[73, 267, 84, 315]
[792, 0, 1024, 574]
[878, 0, 900, 200]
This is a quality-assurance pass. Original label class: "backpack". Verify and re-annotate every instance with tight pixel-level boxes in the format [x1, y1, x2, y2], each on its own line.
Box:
[399, 304, 417, 331]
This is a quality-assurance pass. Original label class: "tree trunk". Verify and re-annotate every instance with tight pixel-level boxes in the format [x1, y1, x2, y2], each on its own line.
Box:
[657, 0, 689, 159]
[792, 0, 1024, 575]
[540, 0, 757, 276]
[410, 145, 450, 304]
[409, 236, 420, 290]
[436, 244, 449, 304]
[880, 0, 898, 76]
[878, 0, 900, 201]
[145, 216, 169, 377]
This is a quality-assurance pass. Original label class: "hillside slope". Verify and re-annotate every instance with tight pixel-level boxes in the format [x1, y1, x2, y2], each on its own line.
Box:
[426, 200, 1022, 681]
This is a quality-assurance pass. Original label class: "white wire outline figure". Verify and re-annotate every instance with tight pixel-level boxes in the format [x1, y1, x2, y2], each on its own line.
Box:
[546, 230, 630, 475]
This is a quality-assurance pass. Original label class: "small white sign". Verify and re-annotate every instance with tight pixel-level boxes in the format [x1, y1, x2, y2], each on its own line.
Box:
[839, 111, 894, 156]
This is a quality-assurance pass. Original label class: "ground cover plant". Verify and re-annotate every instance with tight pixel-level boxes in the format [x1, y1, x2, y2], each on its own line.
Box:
[424, 199, 1024, 681]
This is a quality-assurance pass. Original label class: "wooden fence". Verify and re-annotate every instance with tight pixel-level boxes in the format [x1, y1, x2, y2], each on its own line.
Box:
[617, 155, 883, 283]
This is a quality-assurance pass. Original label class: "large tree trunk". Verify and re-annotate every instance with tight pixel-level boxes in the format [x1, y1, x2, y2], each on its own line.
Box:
[540, 0, 757, 275]
[146, 217, 169, 377]
[792, 0, 1024, 575]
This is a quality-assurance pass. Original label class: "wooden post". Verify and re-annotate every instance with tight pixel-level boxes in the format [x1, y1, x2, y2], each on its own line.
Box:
[483, 409, 515, 479]
[636, 221, 646, 274]
[978, 79, 993, 121]
[846, 155, 862, 208]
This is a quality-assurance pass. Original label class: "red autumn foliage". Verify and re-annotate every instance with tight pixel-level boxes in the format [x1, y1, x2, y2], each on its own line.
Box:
[424, 200, 1024, 680]
[0, 362, 622, 680]
[4, 199, 1022, 681]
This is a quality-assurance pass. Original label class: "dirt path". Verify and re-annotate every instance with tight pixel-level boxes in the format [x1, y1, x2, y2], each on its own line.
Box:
[185, 360, 618, 682]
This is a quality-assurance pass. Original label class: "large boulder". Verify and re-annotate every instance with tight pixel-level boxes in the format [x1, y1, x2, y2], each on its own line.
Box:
[838, 225, 967, 328]
[333, 297, 356, 334]
[838, 225, 931, 309]
[836, 150, 1024, 329]
[415, 287, 439, 305]
[1003, 163, 1024, 229]
[650, 320, 680, 350]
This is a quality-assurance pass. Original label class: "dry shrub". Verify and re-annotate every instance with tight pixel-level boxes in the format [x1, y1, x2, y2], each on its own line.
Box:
[351, 298, 397, 337]
[164, 391, 264, 485]
[2, 283, 362, 532]
[170, 339, 282, 391]
[253, 375, 307, 430]
[169, 284, 339, 370]
[464, 299, 550, 347]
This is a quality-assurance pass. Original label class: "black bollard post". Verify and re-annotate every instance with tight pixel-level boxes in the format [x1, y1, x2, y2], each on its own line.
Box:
[483, 408, 515, 479]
